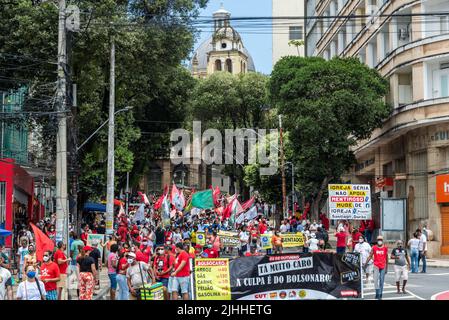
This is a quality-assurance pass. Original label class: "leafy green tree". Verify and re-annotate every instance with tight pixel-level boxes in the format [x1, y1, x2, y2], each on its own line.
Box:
[0, 0, 208, 202]
[270, 56, 391, 218]
[189, 71, 269, 197]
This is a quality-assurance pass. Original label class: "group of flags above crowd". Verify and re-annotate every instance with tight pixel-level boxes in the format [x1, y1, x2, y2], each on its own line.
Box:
[130, 185, 257, 227]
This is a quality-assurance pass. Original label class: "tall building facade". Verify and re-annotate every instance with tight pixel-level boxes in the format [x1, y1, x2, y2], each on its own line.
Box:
[306, 0, 449, 257]
[272, 0, 306, 65]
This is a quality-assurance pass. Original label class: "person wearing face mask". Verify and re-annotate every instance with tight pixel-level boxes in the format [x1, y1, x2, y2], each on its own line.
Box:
[23, 244, 37, 278]
[46, 225, 56, 244]
[153, 246, 174, 290]
[126, 252, 156, 300]
[16, 265, 46, 300]
[40, 250, 61, 300]
[365, 235, 389, 300]
[16, 240, 29, 281]
[391, 240, 411, 294]
[116, 249, 129, 300]
[354, 235, 373, 284]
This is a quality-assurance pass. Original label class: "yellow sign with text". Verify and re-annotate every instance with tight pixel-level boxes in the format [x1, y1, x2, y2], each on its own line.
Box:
[196, 232, 206, 246]
[194, 259, 231, 300]
[280, 233, 305, 247]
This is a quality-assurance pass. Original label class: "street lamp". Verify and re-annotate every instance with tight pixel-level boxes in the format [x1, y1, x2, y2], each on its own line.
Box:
[76, 106, 133, 152]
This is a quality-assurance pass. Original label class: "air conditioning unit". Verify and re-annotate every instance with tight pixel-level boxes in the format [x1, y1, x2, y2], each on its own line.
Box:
[398, 27, 409, 40]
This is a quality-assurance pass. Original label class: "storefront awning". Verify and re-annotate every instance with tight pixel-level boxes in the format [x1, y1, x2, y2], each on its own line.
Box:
[83, 202, 106, 213]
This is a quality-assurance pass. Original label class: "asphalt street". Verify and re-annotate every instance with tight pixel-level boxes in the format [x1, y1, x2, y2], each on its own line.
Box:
[363, 266, 449, 300]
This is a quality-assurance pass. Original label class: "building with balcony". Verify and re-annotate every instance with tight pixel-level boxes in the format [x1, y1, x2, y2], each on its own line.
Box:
[272, 0, 306, 65]
[306, 0, 449, 256]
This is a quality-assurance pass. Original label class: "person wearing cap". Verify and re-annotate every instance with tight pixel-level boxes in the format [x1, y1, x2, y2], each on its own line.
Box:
[76, 246, 97, 300]
[307, 232, 319, 251]
[365, 235, 389, 300]
[126, 252, 156, 300]
[391, 240, 411, 294]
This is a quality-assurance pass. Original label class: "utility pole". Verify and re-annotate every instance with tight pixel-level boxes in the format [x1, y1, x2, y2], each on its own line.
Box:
[279, 115, 287, 226]
[55, 0, 68, 247]
[105, 39, 115, 235]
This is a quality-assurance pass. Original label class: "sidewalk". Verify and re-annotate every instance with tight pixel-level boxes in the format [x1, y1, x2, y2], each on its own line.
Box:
[68, 267, 110, 300]
[328, 234, 449, 268]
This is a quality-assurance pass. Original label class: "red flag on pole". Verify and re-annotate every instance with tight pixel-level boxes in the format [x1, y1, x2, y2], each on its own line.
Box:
[30, 223, 55, 262]
[154, 186, 168, 210]
[241, 196, 255, 211]
[212, 186, 220, 207]
[300, 202, 310, 220]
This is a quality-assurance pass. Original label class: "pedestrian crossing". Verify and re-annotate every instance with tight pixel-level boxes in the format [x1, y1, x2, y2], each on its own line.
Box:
[362, 281, 419, 300]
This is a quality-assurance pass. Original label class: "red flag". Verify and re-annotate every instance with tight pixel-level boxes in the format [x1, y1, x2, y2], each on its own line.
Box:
[300, 202, 310, 220]
[212, 186, 220, 207]
[154, 186, 168, 210]
[30, 223, 55, 262]
[241, 196, 255, 211]
[171, 184, 180, 204]
[138, 191, 150, 205]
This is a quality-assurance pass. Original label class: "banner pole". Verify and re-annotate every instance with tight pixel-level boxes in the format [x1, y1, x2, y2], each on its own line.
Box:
[360, 252, 364, 299]
[190, 258, 195, 300]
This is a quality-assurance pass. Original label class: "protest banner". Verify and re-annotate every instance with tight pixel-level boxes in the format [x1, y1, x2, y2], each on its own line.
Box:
[280, 233, 304, 247]
[328, 184, 372, 220]
[194, 258, 231, 300]
[196, 232, 206, 246]
[218, 231, 240, 248]
[260, 233, 272, 250]
[229, 252, 362, 300]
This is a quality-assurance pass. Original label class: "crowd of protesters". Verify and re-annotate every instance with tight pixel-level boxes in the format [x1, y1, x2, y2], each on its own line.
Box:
[0, 198, 429, 301]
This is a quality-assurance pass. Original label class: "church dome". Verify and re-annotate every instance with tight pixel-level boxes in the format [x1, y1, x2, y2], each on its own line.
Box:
[191, 5, 255, 74]
[191, 36, 256, 73]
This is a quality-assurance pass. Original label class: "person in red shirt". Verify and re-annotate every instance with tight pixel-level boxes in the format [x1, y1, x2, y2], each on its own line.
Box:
[351, 229, 363, 251]
[165, 240, 176, 254]
[319, 213, 329, 231]
[250, 223, 260, 247]
[165, 228, 173, 243]
[244, 246, 262, 256]
[365, 235, 389, 300]
[116, 251, 129, 300]
[81, 225, 90, 245]
[170, 242, 191, 300]
[53, 241, 71, 300]
[46, 225, 56, 244]
[335, 227, 347, 254]
[365, 219, 375, 244]
[40, 250, 61, 300]
[258, 220, 267, 235]
[153, 246, 174, 289]
[117, 223, 128, 244]
[203, 244, 219, 258]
